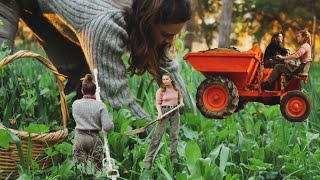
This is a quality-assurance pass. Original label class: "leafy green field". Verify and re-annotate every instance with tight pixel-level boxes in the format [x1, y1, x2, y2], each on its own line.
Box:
[1, 43, 320, 179]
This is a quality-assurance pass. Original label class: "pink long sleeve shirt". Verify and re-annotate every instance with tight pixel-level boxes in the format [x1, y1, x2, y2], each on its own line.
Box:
[156, 87, 181, 106]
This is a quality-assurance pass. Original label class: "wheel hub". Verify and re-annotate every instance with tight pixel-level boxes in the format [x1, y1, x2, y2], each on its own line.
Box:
[203, 85, 228, 112]
[286, 97, 306, 117]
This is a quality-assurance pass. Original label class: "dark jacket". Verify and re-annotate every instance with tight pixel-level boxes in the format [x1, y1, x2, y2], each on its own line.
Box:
[264, 41, 288, 61]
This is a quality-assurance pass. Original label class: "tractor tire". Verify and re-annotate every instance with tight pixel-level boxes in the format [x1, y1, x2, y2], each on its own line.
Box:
[280, 90, 312, 122]
[235, 101, 248, 112]
[196, 76, 239, 119]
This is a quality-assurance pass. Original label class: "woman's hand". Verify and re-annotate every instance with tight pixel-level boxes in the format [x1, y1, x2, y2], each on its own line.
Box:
[276, 55, 284, 60]
[180, 102, 185, 107]
[157, 113, 163, 120]
[285, 48, 290, 55]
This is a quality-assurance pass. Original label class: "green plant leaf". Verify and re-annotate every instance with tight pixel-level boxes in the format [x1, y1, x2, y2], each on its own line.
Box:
[0, 129, 14, 149]
[177, 140, 186, 158]
[208, 144, 222, 162]
[186, 140, 201, 162]
[26, 135, 32, 168]
[173, 39, 183, 50]
[176, 172, 187, 180]
[6, 128, 25, 167]
[59, 159, 75, 179]
[198, 158, 212, 177]
[54, 142, 73, 156]
[219, 145, 230, 173]
[181, 125, 199, 140]
[176, 48, 190, 61]
[185, 140, 201, 175]
[157, 162, 173, 180]
[66, 91, 77, 101]
[24, 123, 50, 134]
[306, 132, 319, 143]
[39, 88, 50, 95]
[180, 31, 190, 40]
[248, 158, 272, 170]
[45, 147, 59, 157]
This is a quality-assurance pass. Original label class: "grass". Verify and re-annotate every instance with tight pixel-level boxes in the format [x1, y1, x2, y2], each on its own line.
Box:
[1, 41, 320, 179]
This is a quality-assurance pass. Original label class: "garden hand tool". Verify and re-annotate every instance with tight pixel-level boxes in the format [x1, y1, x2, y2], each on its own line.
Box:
[102, 130, 119, 179]
[125, 104, 183, 136]
[94, 69, 119, 180]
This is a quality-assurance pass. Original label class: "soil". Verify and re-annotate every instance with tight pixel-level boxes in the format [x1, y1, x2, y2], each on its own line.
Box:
[202, 47, 241, 53]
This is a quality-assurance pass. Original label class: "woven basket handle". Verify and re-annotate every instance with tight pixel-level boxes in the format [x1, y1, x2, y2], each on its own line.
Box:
[0, 50, 68, 128]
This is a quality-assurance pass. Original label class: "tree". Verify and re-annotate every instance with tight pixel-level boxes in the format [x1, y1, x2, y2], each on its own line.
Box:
[184, 1, 197, 51]
[218, 0, 233, 47]
[184, 0, 319, 54]
[241, 0, 320, 44]
[193, 0, 220, 49]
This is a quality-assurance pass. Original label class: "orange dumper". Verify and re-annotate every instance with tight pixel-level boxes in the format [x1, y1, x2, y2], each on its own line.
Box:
[184, 45, 312, 122]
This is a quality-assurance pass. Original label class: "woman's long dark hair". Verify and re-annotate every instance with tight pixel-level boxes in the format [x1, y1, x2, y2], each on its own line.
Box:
[126, 0, 192, 79]
[271, 32, 283, 44]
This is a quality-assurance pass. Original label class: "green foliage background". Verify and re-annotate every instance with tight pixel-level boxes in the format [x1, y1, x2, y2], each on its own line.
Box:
[1, 1, 320, 178]
[1, 42, 320, 179]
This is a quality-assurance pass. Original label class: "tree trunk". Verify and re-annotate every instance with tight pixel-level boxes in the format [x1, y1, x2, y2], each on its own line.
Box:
[184, 16, 195, 51]
[196, 0, 211, 49]
[312, 15, 316, 58]
[218, 0, 233, 48]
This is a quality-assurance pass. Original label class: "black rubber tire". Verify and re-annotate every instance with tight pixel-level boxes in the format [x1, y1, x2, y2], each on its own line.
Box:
[280, 90, 312, 122]
[196, 76, 239, 119]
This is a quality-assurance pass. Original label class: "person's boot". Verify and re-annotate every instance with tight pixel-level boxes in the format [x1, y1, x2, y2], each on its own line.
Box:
[170, 157, 178, 164]
[261, 81, 268, 90]
[261, 81, 274, 90]
[144, 161, 152, 170]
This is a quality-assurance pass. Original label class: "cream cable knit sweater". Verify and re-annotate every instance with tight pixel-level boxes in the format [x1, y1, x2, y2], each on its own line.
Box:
[36, 0, 190, 119]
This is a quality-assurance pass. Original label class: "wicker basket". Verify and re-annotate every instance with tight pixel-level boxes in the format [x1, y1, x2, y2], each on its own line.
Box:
[0, 51, 69, 179]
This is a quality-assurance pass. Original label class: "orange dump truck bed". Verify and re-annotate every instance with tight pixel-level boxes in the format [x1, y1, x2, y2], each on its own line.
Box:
[184, 45, 263, 88]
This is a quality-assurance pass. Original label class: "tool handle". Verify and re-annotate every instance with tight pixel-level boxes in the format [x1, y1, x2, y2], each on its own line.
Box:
[93, 69, 101, 102]
[94, 69, 119, 178]
[144, 104, 183, 129]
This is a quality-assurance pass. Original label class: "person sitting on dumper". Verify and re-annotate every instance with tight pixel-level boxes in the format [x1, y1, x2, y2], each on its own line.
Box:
[261, 30, 312, 90]
[263, 32, 290, 68]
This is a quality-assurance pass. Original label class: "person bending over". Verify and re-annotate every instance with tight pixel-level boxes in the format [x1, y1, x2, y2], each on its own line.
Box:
[0, 0, 193, 121]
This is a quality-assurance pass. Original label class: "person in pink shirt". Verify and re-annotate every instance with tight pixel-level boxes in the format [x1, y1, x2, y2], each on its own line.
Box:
[261, 30, 312, 90]
[144, 73, 184, 170]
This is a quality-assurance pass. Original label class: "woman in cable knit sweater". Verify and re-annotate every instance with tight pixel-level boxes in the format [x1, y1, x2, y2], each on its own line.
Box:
[0, 0, 193, 120]
[72, 74, 114, 170]
[144, 73, 184, 170]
